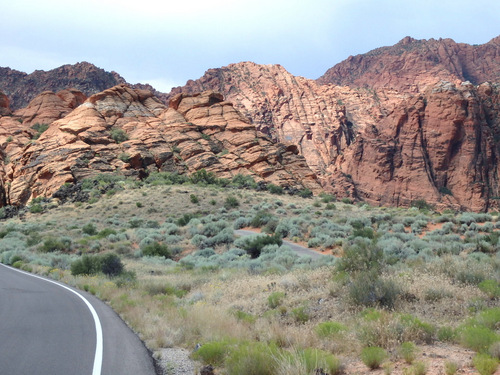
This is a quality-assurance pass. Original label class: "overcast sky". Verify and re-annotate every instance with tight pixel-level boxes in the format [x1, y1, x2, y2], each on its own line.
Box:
[1, 0, 499, 92]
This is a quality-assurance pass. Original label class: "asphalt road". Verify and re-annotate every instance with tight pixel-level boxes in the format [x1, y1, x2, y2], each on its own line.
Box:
[234, 229, 327, 260]
[0, 264, 158, 375]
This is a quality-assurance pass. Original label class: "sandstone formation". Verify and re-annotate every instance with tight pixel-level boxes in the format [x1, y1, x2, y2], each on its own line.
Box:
[0, 62, 126, 110]
[317, 36, 500, 93]
[166, 59, 500, 211]
[0, 85, 319, 206]
[0, 92, 10, 116]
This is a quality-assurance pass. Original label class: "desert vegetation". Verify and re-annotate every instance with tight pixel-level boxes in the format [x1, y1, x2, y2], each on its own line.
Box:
[0, 171, 499, 374]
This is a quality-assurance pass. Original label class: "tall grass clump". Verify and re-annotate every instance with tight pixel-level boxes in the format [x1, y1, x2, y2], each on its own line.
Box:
[360, 346, 387, 369]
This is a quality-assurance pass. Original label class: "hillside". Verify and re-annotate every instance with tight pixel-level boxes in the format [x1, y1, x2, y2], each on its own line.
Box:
[0, 179, 498, 375]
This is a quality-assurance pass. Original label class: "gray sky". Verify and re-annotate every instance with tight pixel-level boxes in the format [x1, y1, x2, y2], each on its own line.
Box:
[1, 0, 499, 92]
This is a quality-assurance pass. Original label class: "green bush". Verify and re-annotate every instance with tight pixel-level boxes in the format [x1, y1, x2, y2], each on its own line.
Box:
[444, 361, 458, 375]
[31, 123, 49, 139]
[142, 242, 172, 259]
[337, 238, 384, 274]
[267, 291, 285, 309]
[82, 223, 97, 235]
[71, 253, 124, 277]
[189, 169, 218, 185]
[110, 128, 128, 143]
[225, 342, 278, 375]
[412, 361, 427, 375]
[473, 354, 498, 375]
[360, 346, 387, 369]
[315, 321, 347, 338]
[236, 233, 282, 258]
[348, 272, 400, 309]
[29, 203, 43, 213]
[224, 195, 239, 208]
[291, 306, 310, 323]
[298, 188, 313, 198]
[399, 342, 417, 364]
[192, 340, 230, 367]
[71, 254, 102, 275]
[39, 237, 71, 252]
[300, 348, 342, 374]
[190, 194, 199, 204]
[437, 326, 457, 342]
[479, 280, 500, 299]
[268, 184, 283, 195]
[100, 253, 124, 276]
[459, 325, 499, 352]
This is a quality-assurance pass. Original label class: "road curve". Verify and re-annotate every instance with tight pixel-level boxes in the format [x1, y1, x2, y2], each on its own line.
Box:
[0, 264, 158, 375]
[234, 229, 327, 260]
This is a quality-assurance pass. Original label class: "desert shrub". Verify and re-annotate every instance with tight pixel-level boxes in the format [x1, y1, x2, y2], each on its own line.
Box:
[70, 254, 102, 275]
[234, 233, 282, 258]
[437, 326, 457, 342]
[250, 210, 274, 228]
[189, 169, 219, 185]
[398, 314, 435, 344]
[459, 325, 499, 352]
[193, 340, 231, 367]
[473, 354, 498, 375]
[297, 188, 313, 198]
[29, 203, 43, 213]
[399, 342, 417, 364]
[299, 348, 342, 374]
[412, 361, 428, 375]
[360, 346, 387, 369]
[224, 195, 239, 208]
[225, 341, 278, 375]
[291, 305, 310, 323]
[444, 361, 459, 375]
[141, 242, 172, 259]
[268, 291, 286, 309]
[162, 223, 179, 235]
[268, 184, 283, 195]
[411, 200, 432, 210]
[337, 237, 384, 274]
[31, 123, 49, 139]
[39, 237, 71, 252]
[176, 213, 198, 227]
[110, 128, 128, 143]
[100, 253, 123, 276]
[230, 174, 258, 189]
[479, 280, 500, 299]
[348, 273, 400, 309]
[128, 218, 144, 228]
[315, 321, 347, 338]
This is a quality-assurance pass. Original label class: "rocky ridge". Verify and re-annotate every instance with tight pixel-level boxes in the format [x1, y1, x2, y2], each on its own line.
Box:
[317, 36, 500, 93]
[0, 85, 319, 206]
[0, 62, 127, 110]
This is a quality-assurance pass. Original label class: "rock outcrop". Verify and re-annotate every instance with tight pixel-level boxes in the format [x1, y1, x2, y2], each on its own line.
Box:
[317, 36, 500, 93]
[166, 59, 500, 211]
[0, 85, 319, 206]
[0, 92, 10, 116]
[0, 62, 126, 110]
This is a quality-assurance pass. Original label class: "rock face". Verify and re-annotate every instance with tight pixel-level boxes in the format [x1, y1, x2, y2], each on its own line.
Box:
[0, 62, 126, 110]
[0, 92, 10, 116]
[317, 36, 500, 93]
[0, 85, 319, 206]
[166, 56, 500, 211]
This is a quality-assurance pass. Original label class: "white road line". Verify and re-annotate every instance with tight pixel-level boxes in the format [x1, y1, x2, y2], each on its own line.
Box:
[0, 264, 103, 375]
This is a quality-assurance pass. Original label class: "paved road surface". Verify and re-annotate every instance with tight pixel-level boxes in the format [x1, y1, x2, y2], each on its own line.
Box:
[234, 229, 327, 260]
[0, 264, 158, 375]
